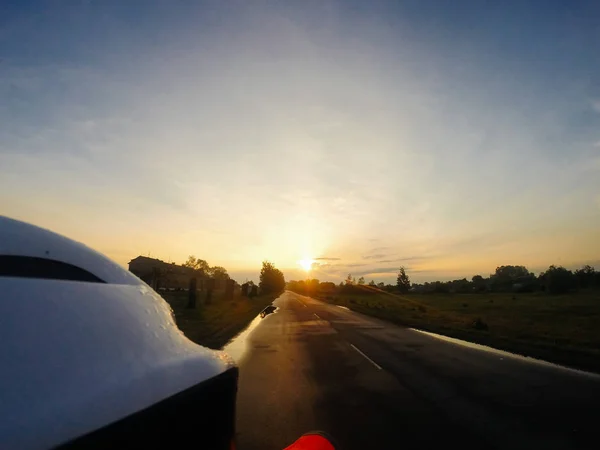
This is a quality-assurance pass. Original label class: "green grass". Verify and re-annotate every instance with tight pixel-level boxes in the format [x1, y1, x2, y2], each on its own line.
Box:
[314, 288, 600, 373]
[161, 289, 278, 349]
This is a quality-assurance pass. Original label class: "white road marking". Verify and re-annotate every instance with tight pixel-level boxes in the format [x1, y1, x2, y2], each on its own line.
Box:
[313, 313, 320, 319]
[296, 299, 307, 307]
[350, 344, 382, 370]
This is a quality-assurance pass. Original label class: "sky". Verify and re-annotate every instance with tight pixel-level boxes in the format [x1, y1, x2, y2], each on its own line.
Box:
[1, 0, 600, 284]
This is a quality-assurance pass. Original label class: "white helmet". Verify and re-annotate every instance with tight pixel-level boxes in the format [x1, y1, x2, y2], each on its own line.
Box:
[0, 216, 237, 449]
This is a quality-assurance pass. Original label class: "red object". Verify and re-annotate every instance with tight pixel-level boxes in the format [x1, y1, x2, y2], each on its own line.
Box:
[284, 433, 336, 450]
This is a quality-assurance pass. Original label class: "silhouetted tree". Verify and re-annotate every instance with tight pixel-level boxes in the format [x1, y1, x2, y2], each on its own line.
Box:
[208, 266, 229, 281]
[345, 274, 354, 285]
[575, 265, 596, 289]
[241, 281, 252, 297]
[368, 280, 376, 287]
[490, 265, 533, 291]
[432, 281, 450, 293]
[183, 255, 210, 273]
[358, 276, 365, 285]
[450, 278, 471, 293]
[306, 278, 320, 293]
[541, 265, 577, 294]
[320, 281, 336, 292]
[259, 261, 285, 294]
[249, 284, 258, 298]
[396, 266, 411, 293]
[472, 275, 487, 292]
[187, 277, 197, 309]
[286, 280, 307, 294]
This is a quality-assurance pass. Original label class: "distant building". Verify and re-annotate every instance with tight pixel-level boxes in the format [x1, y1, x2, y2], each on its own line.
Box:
[128, 256, 198, 290]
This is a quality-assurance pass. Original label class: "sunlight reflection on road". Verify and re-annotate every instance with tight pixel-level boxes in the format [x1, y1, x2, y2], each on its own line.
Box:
[222, 304, 278, 363]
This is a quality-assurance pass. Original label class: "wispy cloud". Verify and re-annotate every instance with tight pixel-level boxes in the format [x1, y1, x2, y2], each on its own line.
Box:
[365, 247, 391, 254]
[376, 256, 429, 264]
[2, 0, 600, 285]
[335, 263, 368, 268]
[362, 254, 389, 260]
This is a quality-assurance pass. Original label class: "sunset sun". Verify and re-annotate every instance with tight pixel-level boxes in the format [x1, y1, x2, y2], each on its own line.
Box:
[298, 258, 315, 272]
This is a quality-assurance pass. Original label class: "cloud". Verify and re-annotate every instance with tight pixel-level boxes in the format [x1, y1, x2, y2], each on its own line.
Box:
[591, 100, 600, 113]
[361, 247, 393, 259]
[366, 247, 390, 254]
[314, 257, 341, 261]
[336, 263, 368, 268]
[362, 254, 389, 260]
[376, 256, 429, 263]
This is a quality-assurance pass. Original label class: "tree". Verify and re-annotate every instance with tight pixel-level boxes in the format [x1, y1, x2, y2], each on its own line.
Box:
[286, 280, 306, 295]
[450, 278, 471, 293]
[368, 280, 376, 287]
[241, 281, 254, 297]
[183, 255, 210, 273]
[396, 266, 411, 293]
[377, 282, 385, 289]
[208, 266, 229, 281]
[542, 265, 577, 294]
[575, 265, 596, 289]
[320, 281, 336, 292]
[472, 275, 487, 292]
[259, 261, 285, 295]
[432, 281, 449, 293]
[358, 276, 365, 285]
[345, 274, 354, 285]
[490, 265, 532, 291]
[306, 278, 320, 293]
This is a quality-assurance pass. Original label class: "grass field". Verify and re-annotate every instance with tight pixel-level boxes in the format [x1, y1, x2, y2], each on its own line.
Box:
[161, 289, 278, 349]
[314, 288, 600, 373]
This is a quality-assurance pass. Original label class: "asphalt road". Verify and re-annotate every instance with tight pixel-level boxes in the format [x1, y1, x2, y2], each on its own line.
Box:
[233, 291, 600, 450]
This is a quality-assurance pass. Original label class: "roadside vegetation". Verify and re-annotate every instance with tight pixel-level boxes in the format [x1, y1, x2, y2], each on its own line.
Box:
[152, 259, 285, 349]
[287, 265, 600, 372]
[161, 289, 278, 349]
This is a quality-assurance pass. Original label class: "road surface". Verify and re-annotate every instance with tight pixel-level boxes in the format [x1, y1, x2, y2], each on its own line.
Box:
[233, 291, 600, 450]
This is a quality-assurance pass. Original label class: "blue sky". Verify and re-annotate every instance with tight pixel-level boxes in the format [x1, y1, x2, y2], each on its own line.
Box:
[1, 0, 599, 283]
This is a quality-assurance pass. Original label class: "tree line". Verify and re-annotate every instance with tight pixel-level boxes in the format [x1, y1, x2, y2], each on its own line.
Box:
[413, 264, 600, 295]
[287, 264, 600, 296]
[184, 256, 286, 295]
[182, 255, 230, 282]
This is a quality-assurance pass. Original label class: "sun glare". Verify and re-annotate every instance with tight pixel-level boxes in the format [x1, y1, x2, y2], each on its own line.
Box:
[298, 258, 315, 272]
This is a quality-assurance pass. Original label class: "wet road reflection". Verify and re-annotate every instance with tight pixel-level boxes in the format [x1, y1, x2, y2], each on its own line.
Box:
[222, 304, 278, 363]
